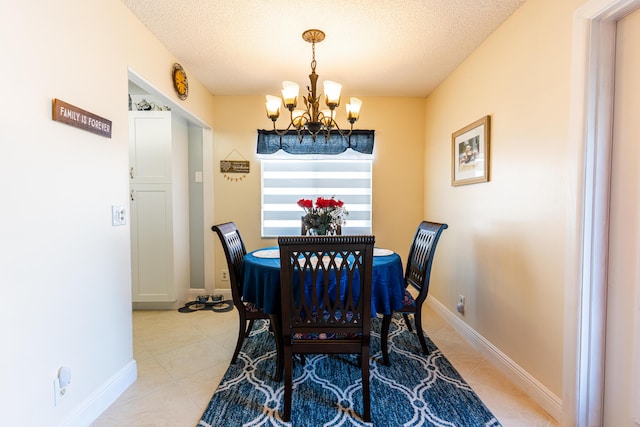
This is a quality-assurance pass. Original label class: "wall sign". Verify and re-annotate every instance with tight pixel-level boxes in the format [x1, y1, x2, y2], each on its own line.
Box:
[52, 98, 112, 138]
[220, 150, 249, 182]
[220, 160, 250, 174]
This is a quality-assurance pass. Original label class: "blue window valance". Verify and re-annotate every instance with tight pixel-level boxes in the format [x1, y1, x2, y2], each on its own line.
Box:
[257, 129, 374, 155]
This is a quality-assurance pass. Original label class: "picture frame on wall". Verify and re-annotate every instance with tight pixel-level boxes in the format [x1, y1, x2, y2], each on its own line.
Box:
[451, 115, 491, 186]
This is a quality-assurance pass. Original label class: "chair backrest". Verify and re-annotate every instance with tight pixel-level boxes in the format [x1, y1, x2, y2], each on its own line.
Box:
[301, 217, 342, 235]
[278, 235, 375, 353]
[405, 221, 448, 304]
[211, 222, 247, 309]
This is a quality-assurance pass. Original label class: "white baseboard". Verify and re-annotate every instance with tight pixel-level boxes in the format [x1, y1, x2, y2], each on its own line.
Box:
[60, 360, 137, 427]
[427, 296, 562, 422]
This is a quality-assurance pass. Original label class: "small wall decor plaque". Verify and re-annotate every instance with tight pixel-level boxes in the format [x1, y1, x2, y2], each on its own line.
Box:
[220, 149, 249, 182]
[451, 115, 490, 186]
[220, 160, 250, 174]
[52, 98, 112, 138]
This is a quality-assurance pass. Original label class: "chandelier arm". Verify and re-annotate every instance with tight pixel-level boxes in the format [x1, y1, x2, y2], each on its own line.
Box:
[308, 116, 353, 144]
[325, 118, 353, 139]
[297, 128, 307, 144]
[271, 120, 295, 137]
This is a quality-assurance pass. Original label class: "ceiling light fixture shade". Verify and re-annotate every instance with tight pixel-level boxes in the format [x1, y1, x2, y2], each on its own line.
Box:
[265, 29, 362, 142]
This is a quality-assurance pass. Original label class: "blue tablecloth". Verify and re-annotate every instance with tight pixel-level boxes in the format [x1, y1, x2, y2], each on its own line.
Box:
[241, 246, 405, 316]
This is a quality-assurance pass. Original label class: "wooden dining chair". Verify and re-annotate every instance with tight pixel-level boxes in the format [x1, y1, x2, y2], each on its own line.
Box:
[380, 221, 448, 366]
[211, 222, 276, 370]
[277, 235, 375, 422]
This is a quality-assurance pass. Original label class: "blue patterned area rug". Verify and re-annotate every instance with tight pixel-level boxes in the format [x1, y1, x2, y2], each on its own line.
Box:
[198, 316, 502, 426]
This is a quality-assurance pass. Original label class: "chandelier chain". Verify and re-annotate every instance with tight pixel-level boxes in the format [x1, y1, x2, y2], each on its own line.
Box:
[311, 41, 317, 73]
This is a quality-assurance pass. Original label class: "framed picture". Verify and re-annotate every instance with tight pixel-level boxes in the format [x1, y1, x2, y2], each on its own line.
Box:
[451, 115, 491, 186]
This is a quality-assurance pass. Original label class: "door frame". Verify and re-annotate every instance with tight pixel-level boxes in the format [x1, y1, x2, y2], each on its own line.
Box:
[127, 68, 216, 301]
[566, 0, 640, 425]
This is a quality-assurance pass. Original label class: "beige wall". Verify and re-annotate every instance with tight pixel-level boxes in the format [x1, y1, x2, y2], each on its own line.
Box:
[209, 96, 426, 289]
[423, 0, 584, 401]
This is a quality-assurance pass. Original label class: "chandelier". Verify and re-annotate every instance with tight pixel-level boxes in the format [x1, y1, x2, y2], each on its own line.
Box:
[265, 29, 362, 142]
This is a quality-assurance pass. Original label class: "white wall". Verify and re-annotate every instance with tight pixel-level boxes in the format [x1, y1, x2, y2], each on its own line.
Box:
[0, 1, 215, 425]
[171, 114, 191, 307]
[189, 127, 205, 289]
[605, 8, 640, 426]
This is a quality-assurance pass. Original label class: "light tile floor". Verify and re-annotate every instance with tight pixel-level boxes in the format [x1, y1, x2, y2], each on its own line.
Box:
[92, 304, 558, 427]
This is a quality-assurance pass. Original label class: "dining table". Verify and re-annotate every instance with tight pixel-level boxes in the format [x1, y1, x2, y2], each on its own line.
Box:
[241, 246, 406, 317]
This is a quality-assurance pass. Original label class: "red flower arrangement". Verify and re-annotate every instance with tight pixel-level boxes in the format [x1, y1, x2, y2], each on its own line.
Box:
[297, 196, 348, 235]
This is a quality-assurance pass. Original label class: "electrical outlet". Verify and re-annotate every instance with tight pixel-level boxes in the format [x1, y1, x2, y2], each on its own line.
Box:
[221, 270, 229, 281]
[457, 295, 465, 314]
[53, 378, 68, 405]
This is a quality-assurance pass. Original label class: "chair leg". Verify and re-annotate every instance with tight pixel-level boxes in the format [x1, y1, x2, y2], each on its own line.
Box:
[269, 314, 283, 382]
[231, 314, 247, 364]
[381, 314, 392, 366]
[245, 319, 255, 337]
[361, 347, 371, 422]
[403, 313, 413, 332]
[413, 308, 429, 354]
[282, 347, 293, 422]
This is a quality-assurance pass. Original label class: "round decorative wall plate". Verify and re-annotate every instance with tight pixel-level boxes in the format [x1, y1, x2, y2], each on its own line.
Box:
[172, 63, 188, 100]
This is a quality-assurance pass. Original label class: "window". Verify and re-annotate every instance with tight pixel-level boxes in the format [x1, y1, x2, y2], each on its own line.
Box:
[261, 158, 372, 237]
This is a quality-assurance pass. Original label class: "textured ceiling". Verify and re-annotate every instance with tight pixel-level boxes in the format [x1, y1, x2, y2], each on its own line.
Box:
[122, 0, 527, 97]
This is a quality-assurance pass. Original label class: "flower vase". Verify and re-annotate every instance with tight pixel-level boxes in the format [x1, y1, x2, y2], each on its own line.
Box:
[309, 227, 325, 236]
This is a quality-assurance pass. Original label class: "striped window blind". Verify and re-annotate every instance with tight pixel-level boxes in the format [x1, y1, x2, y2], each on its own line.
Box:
[261, 159, 372, 237]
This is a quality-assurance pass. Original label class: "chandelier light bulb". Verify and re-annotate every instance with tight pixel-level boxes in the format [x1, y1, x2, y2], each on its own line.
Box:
[320, 109, 333, 127]
[346, 97, 362, 122]
[265, 95, 282, 120]
[323, 80, 342, 108]
[292, 109, 306, 128]
[281, 81, 299, 109]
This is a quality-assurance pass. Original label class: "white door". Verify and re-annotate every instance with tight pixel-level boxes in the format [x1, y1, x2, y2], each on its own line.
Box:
[129, 111, 172, 184]
[129, 111, 175, 302]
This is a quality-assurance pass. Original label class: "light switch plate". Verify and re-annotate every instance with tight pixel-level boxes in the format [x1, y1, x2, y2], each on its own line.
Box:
[112, 205, 126, 226]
